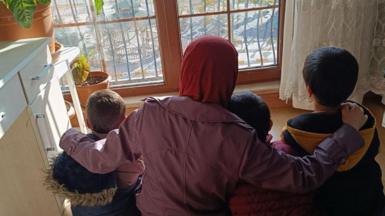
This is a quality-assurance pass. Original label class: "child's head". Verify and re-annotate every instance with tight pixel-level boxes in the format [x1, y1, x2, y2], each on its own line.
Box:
[228, 91, 272, 142]
[303, 47, 359, 108]
[86, 89, 126, 133]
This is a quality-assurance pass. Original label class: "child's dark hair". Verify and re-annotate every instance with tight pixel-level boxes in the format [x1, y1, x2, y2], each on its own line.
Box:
[228, 91, 271, 142]
[86, 89, 125, 133]
[303, 47, 359, 107]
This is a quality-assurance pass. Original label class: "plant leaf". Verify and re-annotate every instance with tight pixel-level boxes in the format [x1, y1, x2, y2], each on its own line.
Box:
[8, 0, 36, 28]
[71, 55, 90, 85]
[94, 0, 103, 15]
[37, 0, 50, 4]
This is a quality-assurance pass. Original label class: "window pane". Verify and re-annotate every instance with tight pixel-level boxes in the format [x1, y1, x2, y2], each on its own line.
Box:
[177, 0, 280, 69]
[99, 20, 162, 85]
[179, 14, 228, 51]
[53, 0, 92, 24]
[53, 0, 163, 87]
[231, 8, 278, 68]
[97, 0, 155, 21]
[230, 0, 279, 10]
[55, 26, 102, 71]
[178, 0, 227, 15]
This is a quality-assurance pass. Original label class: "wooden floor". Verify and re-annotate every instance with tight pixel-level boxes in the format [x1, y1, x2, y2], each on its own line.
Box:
[269, 94, 385, 192]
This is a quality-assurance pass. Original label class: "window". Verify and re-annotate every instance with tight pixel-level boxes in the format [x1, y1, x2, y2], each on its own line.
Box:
[53, 0, 284, 96]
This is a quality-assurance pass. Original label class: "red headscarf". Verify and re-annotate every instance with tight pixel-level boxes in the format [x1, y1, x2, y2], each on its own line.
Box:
[179, 36, 238, 106]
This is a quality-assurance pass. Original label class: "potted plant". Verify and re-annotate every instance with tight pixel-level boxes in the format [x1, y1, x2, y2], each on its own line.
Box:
[0, 0, 54, 50]
[71, 54, 110, 107]
[0, 0, 104, 51]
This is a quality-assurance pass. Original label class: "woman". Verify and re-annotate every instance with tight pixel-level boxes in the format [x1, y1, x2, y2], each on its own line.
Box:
[60, 36, 367, 215]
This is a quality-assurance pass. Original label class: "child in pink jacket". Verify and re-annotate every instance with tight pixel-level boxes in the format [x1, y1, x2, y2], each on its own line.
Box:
[228, 91, 317, 216]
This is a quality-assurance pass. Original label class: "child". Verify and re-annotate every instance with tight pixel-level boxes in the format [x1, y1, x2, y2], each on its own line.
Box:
[45, 89, 144, 216]
[228, 91, 317, 216]
[228, 92, 272, 143]
[280, 47, 385, 216]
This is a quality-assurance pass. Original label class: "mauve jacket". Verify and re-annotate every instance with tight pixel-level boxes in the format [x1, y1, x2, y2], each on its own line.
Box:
[60, 96, 364, 216]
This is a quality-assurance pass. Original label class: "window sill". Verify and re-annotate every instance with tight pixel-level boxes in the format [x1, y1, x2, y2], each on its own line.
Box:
[124, 80, 288, 112]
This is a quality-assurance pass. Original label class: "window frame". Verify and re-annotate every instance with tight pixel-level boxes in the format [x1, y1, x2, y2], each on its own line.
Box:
[56, 0, 285, 97]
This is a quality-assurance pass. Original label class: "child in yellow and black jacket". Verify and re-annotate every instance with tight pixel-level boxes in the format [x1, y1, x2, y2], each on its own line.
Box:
[279, 47, 385, 216]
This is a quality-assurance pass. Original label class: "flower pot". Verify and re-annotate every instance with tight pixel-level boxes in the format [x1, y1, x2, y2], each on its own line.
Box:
[65, 100, 84, 128]
[52, 41, 64, 62]
[76, 71, 110, 107]
[64, 100, 77, 125]
[0, 3, 54, 52]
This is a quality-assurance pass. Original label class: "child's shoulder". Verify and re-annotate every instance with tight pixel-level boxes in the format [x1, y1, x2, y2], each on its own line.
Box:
[51, 152, 116, 194]
[287, 112, 342, 133]
[287, 102, 376, 132]
[45, 152, 118, 206]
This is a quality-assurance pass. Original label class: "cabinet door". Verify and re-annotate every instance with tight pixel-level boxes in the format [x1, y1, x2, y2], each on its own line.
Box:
[0, 75, 27, 139]
[0, 109, 61, 216]
[30, 78, 70, 161]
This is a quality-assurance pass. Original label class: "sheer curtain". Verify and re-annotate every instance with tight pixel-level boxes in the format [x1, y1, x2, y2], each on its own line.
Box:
[369, 0, 385, 127]
[369, 0, 385, 104]
[279, 0, 382, 110]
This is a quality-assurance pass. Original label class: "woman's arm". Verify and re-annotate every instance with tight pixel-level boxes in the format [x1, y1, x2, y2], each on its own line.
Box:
[239, 103, 367, 193]
[59, 109, 142, 175]
[239, 124, 362, 193]
[271, 140, 294, 154]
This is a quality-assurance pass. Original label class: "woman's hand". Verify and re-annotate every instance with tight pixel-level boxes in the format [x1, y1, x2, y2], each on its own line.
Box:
[341, 102, 368, 130]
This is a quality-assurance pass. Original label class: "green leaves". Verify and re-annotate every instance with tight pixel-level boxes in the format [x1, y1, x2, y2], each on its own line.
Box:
[71, 55, 90, 85]
[3, 0, 103, 28]
[2, 0, 50, 28]
[7, 0, 37, 28]
[36, 0, 50, 4]
[94, 0, 103, 15]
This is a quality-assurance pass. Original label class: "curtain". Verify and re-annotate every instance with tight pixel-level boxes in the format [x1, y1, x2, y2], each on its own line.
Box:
[369, 0, 385, 104]
[279, 0, 381, 110]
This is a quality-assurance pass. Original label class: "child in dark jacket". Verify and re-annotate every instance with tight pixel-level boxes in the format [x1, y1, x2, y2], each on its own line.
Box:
[46, 89, 144, 216]
[228, 91, 318, 216]
[280, 47, 385, 216]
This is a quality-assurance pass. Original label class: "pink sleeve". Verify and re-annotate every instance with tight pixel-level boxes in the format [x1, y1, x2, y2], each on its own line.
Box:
[239, 124, 363, 193]
[59, 110, 143, 181]
[271, 140, 294, 154]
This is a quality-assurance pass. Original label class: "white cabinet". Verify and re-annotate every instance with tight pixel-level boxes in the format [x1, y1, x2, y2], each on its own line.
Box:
[0, 108, 62, 216]
[30, 78, 70, 160]
[0, 75, 26, 138]
[0, 38, 72, 215]
[18, 45, 53, 104]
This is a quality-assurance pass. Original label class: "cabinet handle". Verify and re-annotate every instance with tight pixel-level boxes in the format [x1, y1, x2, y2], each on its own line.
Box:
[0, 112, 5, 122]
[31, 64, 53, 81]
[35, 113, 45, 118]
[31, 76, 41, 81]
[44, 63, 54, 69]
[45, 147, 56, 152]
[34, 113, 55, 152]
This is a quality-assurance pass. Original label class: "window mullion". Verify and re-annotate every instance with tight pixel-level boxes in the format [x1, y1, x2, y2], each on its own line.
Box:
[154, 0, 182, 90]
[227, 0, 231, 41]
[88, 0, 107, 72]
